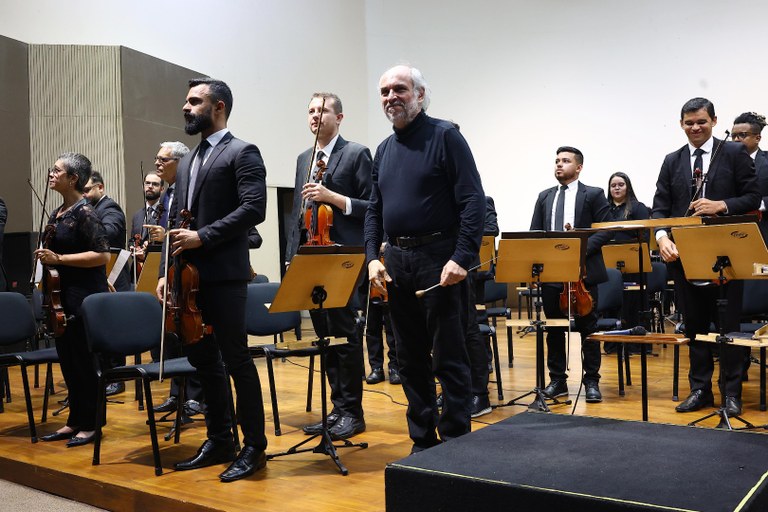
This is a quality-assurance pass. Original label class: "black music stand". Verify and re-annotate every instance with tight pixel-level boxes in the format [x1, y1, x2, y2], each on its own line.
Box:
[495, 231, 584, 412]
[267, 245, 368, 475]
[672, 222, 768, 429]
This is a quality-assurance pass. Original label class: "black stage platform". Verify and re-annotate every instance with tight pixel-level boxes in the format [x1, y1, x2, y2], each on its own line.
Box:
[386, 412, 768, 511]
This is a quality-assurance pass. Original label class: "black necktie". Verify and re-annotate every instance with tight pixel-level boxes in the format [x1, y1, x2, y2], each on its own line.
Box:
[692, 148, 704, 198]
[188, 140, 211, 206]
[554, 185, 567, 231]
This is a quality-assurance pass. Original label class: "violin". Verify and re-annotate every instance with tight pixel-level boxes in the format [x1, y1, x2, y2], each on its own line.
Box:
[40, 224, 67, 337]
[558, 222, 594, 317]
[369, 256, 388, 304]
[163, 209, 211, 346]
[303, 159, 334, 246]
[559, 280, 594, 317]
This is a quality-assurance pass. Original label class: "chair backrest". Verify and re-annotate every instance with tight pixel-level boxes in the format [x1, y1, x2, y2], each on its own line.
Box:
[81, 292, 162, 356]
[484, 279, 508, 304]
[742, 280, 768, 318]
[646, 262, 668, 295]
[0, 292, 37, 346]
[597, 268, 623, 314]
[246, 282, 301, 337]
[251, 274, 269, 284]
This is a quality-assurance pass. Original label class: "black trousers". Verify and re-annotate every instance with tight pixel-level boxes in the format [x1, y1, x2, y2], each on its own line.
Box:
[184, 280, 267, 450]
[309, 280, 365, 420]
[466, 270, 489, 396]
[541, 283, 601, 383]
[55, 317, 98, 431]
[151, 336, 204, 402]
[667, 260, 748, 398]
[365, 300, 398, 372]
[385, 238, 472, 449]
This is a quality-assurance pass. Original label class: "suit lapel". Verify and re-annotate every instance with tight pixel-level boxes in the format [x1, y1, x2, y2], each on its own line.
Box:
[543, 187, 556, 230]
[325, 136, 347, 180]
[189, 133, 233, 209]
[704, 137, 723, 187]
[574, 182, 586, 227]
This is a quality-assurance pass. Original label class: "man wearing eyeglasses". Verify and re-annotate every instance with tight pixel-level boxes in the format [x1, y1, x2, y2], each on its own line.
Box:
[731, 112, 768, 241]
[129, 172, 164, 258]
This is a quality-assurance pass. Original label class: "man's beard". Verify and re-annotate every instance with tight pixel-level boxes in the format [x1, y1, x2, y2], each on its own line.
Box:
[145, 190, 161, 201]
[385, 99, 420, 125]
[184, 107, 213, 135]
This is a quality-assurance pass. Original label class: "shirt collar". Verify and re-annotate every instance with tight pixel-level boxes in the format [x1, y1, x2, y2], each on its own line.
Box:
[202, 128, 229, 149]
[688, 136, 714, 155]
[318, 134, 339, 159]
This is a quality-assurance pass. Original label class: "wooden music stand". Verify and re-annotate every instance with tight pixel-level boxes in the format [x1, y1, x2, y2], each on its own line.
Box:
[135, 249, 162, 294]
[478, 235, 495, 272]
[601, 242, 651, 275]
[267, 245, 368, 476]
[672, 221, 768, 429]
[496, 231, 583, 411]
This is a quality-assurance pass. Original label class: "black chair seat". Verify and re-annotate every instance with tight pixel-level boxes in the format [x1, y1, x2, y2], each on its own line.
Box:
[106, 357, 196, 381]
[261, 344, 320, 358]
[0, 347, 59, 366]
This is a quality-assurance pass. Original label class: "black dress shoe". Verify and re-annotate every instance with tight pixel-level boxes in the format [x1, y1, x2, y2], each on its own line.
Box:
[66, 433, 95, 448]
[329, 416, 366, 440]
[219, 446, 266, 482]
[40, 429, 78, 442]
[724, 396, 742, 416]
[303, 412, 340, 435]
[584, 381, 602, 403]
[153, 396, 178, 413]
[389, 368, 401, 385]
[675, 390, 715, 413]
[183, 399, 205, 417]
[174, 439, 236, 471]
[105, 382, 125, 397]
[542, 380, 568, 399]
[366, 368, 385, 384]
[470, 395, 492, 418]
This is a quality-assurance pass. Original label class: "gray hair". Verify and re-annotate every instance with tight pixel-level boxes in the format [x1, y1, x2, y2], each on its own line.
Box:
[57, 152, 92, 192]
[160, 141, 190, 159]
[410, 67, 431, 112]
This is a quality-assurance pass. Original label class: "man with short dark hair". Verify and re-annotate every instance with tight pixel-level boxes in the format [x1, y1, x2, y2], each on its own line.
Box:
[157, 78, 268, 482]
[285, 92, 372, 440]
[731, 112, 768, 241]
[653, 97, 760, 415]
[530, 146, 612, 403]
[130, 172, 164, 254]
[366, 65, 485, 453]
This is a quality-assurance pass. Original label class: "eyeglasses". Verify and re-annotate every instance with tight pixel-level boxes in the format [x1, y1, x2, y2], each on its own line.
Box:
[154, 156, 179, 163]
[83, 186, 92, 193]
[731, 132, 757, 140]
[144, 181, 162, 187]
[48, 167, 67, 176]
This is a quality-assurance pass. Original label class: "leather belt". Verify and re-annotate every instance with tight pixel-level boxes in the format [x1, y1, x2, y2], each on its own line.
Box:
[389, 231, 452, 249]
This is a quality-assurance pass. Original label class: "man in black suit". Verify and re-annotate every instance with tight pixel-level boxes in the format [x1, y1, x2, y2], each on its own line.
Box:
[285, 92, 372, 440]
[731, 112, 768, 241]
[84, 171, 130, 293]
[157, 78, 268, 482]
[653, 97, 760, 415]
[530, 146, 611, 403]
[130, 172, 164, 252]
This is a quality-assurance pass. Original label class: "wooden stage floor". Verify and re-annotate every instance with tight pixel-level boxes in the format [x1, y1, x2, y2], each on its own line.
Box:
[1, 318, 768, 511]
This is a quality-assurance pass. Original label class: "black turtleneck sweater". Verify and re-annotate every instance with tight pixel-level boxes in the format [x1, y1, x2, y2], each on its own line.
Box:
[364, 111, 485, 270]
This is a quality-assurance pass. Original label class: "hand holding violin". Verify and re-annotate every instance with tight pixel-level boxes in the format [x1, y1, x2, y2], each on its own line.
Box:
[689, 198, 727, 217]
[368, 259, 391, 294]
[169, 228, 202, 256]
[34, 248, 62, 266]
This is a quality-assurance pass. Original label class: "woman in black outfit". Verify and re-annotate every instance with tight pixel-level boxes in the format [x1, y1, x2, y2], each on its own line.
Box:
[605, 172, 651, 354]
[36, 153, 110, 447]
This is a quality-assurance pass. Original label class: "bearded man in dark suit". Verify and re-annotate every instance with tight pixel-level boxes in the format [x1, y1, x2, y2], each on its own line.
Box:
[157, 78, 267, 483]
[529, 146, 612, 403]
[285, 92, 372, 440]
[653, 97, 760, 416]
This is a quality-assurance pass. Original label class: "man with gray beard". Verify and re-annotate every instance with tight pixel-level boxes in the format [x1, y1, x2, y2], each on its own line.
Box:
[365, 65, 485, 453]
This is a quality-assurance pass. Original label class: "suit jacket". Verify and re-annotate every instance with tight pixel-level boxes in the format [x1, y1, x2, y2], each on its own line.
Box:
[130, 203, 162, 242]
[652, 139, 760, 223]
[755, 149, 768, 241]
[285, 136, 373, 260]
[163, 131, 266, 282]
[93, 195, 130, 291]
[530, 182, 612, 285]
